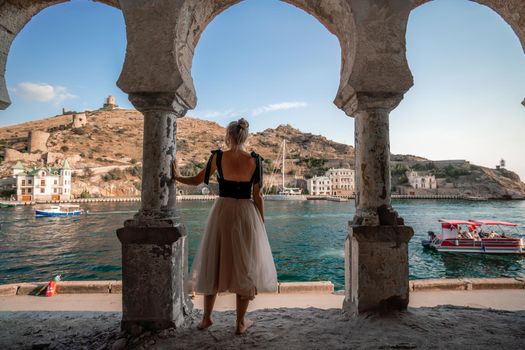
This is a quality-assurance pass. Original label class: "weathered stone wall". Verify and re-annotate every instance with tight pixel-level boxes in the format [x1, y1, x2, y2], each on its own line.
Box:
[28, 130, 49, 153]
[4, 148, 40, 162]
[71, 113, 87, 128]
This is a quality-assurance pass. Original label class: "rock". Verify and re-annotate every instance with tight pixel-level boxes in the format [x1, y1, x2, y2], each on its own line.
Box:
[111, 338, 127, 350]
[31, 344, 50, 350]
[157, 329, 170, 339]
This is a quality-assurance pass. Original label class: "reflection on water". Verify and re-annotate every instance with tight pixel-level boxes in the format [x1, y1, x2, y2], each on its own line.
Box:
[1, 199, 524, 290]
[438, 252, 525, 278]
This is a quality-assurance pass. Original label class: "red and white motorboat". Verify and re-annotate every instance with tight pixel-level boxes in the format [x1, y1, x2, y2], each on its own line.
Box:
[422, 219, 525, 254]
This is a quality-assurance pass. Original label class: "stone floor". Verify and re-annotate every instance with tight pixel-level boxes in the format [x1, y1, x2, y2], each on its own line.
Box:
[1, 306, 524, 349]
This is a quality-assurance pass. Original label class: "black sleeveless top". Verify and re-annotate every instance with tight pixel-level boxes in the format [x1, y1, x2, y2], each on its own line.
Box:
[203, 149, 263, 199]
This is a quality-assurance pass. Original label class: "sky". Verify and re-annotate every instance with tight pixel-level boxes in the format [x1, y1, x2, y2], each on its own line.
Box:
[1, 0, 524, 178]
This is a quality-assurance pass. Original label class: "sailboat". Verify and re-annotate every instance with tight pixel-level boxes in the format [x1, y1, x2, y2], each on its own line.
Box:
[264, 140, 307, 201]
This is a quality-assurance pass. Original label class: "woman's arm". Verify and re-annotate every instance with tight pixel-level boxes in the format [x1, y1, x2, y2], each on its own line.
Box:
[252, 183, 264, 222]
[172, 155, 217, 186]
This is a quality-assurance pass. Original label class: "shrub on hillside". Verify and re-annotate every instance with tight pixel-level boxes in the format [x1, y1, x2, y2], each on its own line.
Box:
[72, 128, 85, 135]
[103, 168, 123, 181]
[391, 164, 409, 176]
[126, 165, 142, 178]
[61, 145, 69, 152]
[83, 167, 93, 178]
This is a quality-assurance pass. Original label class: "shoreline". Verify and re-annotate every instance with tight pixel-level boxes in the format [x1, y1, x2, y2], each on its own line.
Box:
[2, 194, 524, 206]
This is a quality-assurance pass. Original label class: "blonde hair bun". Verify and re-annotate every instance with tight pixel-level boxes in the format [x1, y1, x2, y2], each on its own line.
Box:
[225, 118, 250, 148]
[237, 118, 249, 130]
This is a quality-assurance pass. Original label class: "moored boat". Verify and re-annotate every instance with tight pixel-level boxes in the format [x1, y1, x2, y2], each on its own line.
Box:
[264, 140, 307, 201]
[0, 202, 21, 207]
[35, 204, 83, 217]
[422, 219, 524, 254]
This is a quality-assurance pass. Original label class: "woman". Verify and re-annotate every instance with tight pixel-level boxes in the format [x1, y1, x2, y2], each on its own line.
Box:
[172, 118, 278, 335]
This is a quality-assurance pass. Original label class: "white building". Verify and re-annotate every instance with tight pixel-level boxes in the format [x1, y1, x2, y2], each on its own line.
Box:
[307, 176, 332, 196]
[12, 159, 73, 202]
[406, 170, 437, 190]
[326, 168, 355, 196]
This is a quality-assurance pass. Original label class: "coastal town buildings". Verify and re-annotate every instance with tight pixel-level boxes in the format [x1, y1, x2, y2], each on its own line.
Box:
[306, 176, 331, 196]
[11, 159, 73, 202]
[406, 170, 437, 190]
[326, 168, 355, 196]
[306, 168, 355, 196]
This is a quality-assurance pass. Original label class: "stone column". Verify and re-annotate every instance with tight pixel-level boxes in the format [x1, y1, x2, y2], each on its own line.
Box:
[116, 93, 192, 333]
[343, 95, 414, 315]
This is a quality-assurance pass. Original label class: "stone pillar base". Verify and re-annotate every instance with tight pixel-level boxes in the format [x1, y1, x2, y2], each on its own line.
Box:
[117, 224, 192, 333]
[344, 225, 414, 315]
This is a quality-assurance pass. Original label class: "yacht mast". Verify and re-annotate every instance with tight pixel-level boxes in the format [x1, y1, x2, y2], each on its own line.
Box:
[282, 140, 286, 190]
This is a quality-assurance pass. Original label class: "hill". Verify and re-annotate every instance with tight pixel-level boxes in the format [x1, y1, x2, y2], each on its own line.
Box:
[0, 108, 524, 199]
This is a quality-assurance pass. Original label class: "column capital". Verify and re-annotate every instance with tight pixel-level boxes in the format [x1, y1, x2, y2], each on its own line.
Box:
[129, 92, 189, 116]
[342, 92, 404, 117]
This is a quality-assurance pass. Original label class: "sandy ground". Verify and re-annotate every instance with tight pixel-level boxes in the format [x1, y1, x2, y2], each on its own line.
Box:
[1, 291, 525, 349]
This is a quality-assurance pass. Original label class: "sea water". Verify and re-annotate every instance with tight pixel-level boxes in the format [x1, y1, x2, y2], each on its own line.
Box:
[1, 200, 524, 290]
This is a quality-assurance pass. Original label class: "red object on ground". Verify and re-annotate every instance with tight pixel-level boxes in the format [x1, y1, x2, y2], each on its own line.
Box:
[45, 280, 57, 297]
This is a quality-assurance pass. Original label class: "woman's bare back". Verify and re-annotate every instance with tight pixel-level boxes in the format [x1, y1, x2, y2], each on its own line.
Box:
[219, 150, 257, 182]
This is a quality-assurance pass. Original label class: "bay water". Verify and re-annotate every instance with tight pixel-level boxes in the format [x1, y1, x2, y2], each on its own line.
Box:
[1, 200, 524, 290]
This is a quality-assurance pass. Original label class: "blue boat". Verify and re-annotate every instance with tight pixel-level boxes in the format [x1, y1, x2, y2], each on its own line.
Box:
[35, 204, 83, 217]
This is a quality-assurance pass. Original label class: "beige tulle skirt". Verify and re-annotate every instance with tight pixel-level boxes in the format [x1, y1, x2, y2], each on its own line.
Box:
[190, 197, 278, 299]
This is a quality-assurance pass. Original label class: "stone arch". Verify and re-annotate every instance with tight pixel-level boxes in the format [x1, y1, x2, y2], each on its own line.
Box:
[411, 0, 525, 54]
[0, 0, 120, 110]
[176, 0, 356, 112]
[118, 0, 359, 113]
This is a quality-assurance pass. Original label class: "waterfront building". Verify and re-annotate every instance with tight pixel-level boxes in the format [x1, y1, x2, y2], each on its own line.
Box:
[12, 159, 73, 202]
[307, 176, 331, 196]
[325, 168, 355, 196]
[406, 170, 437, 190]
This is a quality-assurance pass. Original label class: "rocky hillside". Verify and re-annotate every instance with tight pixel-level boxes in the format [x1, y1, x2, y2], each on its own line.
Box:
[0, 108, 524, 199]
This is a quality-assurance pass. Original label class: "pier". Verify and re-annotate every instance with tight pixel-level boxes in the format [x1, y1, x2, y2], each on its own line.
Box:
[0, 194, 498, 206]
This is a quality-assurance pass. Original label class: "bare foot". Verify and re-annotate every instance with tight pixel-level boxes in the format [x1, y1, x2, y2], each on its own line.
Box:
[235, 319, 254, 335]
[197, 318, 213, 330]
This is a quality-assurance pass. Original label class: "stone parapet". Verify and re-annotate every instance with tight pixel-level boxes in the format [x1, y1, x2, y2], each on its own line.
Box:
[278, 282, 334, 294]
[411, 279, 467, 292]
[0, 283, 18, 296]
[410, 278, 525, 291]
[0, 278, 523, 296]
[16, 282, 46, 295]
[56, 281, 111, 294]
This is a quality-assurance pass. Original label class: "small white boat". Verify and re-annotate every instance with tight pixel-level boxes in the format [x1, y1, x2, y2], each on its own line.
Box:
[35, 204, 83, 217]
[422, 219, 525, 254]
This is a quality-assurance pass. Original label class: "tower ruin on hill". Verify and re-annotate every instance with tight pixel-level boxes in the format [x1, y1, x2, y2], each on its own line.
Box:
[28, 130, 49, 153]
[72, 113, 87, 128]
[103, 95, 118, 110]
